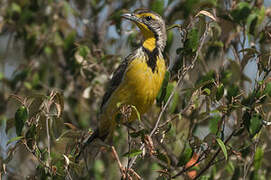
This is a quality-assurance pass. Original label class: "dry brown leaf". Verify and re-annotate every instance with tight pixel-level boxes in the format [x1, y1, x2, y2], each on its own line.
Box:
[195, 10, 217, 21]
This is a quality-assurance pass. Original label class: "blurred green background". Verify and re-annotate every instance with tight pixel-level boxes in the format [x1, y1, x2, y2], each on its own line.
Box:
[1, 0, 271, 179]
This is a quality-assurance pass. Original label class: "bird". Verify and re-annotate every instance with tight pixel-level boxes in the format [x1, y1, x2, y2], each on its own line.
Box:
[77, 9, 167, 159]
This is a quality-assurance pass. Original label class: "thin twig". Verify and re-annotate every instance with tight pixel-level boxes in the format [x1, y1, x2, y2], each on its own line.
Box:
[126, 128, 132, 179]
[158, 114, 180, 129]
[128, 168, 142, 180]
[46, 115, 51, 165]
[111, 146, 124, 174]
[111, 146, 132, 180]
[167, 24, 182, 31]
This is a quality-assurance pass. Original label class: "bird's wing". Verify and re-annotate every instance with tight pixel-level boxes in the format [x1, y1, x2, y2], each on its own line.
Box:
[100, 53, 134, 111]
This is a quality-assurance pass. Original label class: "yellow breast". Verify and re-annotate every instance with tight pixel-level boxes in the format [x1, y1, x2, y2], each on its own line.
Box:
[102, 56, 166, 126]
[123, 57, 166, 114]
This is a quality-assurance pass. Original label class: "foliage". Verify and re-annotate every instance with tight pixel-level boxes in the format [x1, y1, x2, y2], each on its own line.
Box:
[1, 0, 271, 179]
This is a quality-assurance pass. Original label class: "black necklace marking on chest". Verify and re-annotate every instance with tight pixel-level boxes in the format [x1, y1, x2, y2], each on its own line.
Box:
[143, 47, 159, 72]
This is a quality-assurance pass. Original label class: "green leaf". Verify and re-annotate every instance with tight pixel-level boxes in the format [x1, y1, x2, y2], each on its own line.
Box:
[209, 115, 221, 134]
[199, 175, 211, 180]
[253, 147, 264, 171]
[131, 105, 141, 122]
[177, 143, 193, 166]
[243, 111, 263, 139]
[203, 88, 211, 95]
[0, 72, 3, 80]
[164, 82, 176, 103]
[11, 2, 21, 14]
[221, 70, 232, 85]
[64, 31, 76, 50]
[264, 82, 271, 97]
[24, 82, 32, 90]
[156, 70, 170, 106]
[78, 45, 90, 58]
[247, 7, 265, 36]
[122, 149, 142, 157]
[226, 85, 239, 102]
[216, 84, 224, 101]
[15, 106, 28, 136]
[186, 28, 199, 52]
[231, 2, 251, 23]
[7, 136, 24, 146]
[62, 1, 75, 16]
[216, 138, 228, 160]
[226, 161, 235, 174]
[31, 73, 40, 89]
[248, 114, 263, 138]
[44, 46, 52, 56]
[169, 89, 179, 113]
[247, 13, 258, 35]
[165, 31, 174, 52]
[151, 0, 164, 15]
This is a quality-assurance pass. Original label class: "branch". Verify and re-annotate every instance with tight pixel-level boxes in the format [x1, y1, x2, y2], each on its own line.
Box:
[111, 146, 125, 175]
[111, 146, 141, 180]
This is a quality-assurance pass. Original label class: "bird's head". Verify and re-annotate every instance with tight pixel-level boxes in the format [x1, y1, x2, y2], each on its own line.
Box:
[122, 9, 167, 52]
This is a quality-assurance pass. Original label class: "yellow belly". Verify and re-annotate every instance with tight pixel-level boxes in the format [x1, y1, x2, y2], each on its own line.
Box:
[99, 57, 166, 135]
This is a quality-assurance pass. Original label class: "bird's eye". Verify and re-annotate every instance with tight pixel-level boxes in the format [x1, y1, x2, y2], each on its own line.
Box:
[145, 16, 152, 21]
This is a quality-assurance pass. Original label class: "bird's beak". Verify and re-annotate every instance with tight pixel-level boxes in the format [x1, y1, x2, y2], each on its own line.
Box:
[121, 13, 140, 23]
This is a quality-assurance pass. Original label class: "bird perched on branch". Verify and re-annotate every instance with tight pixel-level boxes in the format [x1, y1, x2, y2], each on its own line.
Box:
[77, 9, 167, 159]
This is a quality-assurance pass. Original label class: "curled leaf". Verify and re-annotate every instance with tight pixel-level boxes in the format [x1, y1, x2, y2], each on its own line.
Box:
[196, 10, 217, 21]
[216, 138, 228, 160]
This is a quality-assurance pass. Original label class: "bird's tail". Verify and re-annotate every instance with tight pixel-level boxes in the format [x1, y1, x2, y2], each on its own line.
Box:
[83, 129, 100, 148]
[75, 128, 110, 162]
[75, 129, 100, 162]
